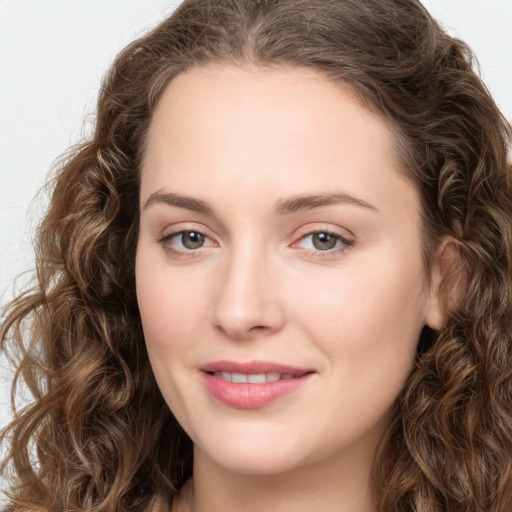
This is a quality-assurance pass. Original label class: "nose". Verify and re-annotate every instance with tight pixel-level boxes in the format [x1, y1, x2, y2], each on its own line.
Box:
[211, 246, 285, 339]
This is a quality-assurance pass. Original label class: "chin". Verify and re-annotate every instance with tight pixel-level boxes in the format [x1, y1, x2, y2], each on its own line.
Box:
[196, 435, 310, 476]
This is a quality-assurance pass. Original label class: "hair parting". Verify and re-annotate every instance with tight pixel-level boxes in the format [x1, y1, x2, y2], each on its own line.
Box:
[2, 1, 512, 510]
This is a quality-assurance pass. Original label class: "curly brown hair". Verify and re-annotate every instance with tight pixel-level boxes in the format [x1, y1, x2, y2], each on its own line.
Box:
[2, 0, 512, 510]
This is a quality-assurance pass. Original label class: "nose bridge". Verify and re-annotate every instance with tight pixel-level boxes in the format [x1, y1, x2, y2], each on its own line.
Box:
[211, 237, 284, 338]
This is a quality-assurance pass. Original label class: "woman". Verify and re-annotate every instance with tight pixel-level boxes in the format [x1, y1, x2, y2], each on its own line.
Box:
[2, 0, 511, 510]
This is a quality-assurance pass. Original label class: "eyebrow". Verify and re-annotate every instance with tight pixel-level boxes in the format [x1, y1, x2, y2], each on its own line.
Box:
[141, 190, 378, 215]
[273, 192, 378, 215]
[142, 191, 214, 214]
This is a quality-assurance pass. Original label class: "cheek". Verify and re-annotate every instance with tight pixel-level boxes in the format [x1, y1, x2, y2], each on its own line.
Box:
[287, 250, 428, 375]
[136, 253, 210, 348]
[135, 255, 210, 426]
[135, 254, 213, 422]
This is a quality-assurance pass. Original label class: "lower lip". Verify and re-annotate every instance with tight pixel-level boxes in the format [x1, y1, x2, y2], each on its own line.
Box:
[201, 372, 314, 409]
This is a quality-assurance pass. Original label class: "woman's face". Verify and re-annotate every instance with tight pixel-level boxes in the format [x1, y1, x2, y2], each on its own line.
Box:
[136, 65, 441, 476]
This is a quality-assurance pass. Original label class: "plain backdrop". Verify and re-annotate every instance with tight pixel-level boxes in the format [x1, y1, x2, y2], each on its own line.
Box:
[1, 0, 512, 494]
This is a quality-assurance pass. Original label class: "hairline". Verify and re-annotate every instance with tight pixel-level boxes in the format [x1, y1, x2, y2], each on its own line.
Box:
[138, 58, 436, 271]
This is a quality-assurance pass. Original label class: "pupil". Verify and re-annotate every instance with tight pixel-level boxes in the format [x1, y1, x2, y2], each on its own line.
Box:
[312, 232, 337, 250]
[182, 231, 205, 249]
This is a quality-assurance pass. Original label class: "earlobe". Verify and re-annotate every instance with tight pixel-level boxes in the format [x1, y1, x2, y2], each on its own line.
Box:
[424, 238, 464, 331]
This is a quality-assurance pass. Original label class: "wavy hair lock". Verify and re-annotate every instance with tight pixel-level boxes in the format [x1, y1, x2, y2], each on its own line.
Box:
[2, 1, 512, 510]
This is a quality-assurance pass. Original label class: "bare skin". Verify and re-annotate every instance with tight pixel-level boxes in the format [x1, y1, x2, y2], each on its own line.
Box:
[136, 64, 445, 512]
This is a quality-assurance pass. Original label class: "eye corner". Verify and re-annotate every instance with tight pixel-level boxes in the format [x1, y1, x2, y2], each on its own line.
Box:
[157, 226, 219, 259]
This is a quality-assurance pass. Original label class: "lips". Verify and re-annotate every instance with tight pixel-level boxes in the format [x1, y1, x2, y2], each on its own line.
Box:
[200, 360, 315, 409]
[212, 371, 294, 383]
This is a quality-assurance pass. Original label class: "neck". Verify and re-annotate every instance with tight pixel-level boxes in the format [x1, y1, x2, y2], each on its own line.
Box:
[173, 443, 379, 512]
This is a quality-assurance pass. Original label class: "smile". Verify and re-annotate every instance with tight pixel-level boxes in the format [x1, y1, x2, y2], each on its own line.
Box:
[212, 372, 303, 383]
[200, 361, 315, 409]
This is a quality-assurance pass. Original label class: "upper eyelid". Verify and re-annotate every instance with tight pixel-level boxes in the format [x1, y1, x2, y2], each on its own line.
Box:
[292, 231, 353, 249]
[159, 222, 216, 239]
[160, 229, 216, 245]
[292, 224, 355, 241]
[298, 230, 351, 241]
[157, 224, 354, 248]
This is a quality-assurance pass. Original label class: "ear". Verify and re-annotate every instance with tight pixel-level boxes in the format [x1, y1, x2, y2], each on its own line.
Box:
[424, 237, 464, 330]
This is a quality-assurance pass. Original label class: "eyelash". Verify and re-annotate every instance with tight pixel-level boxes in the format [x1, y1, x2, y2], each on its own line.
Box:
[158, 228, 354, 260]
[158, 230, 217, 258]
[291, 230, 354, 259]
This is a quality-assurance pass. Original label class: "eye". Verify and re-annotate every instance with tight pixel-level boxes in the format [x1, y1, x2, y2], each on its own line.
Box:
[292, 229, 354, 257]
[303, 232, 342, 251]
[159, 229, 216, 254]
[175, 231, 206, 250]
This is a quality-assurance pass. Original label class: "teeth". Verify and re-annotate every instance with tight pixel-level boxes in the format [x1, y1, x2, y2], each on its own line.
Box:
[247, 373, 266, 384]
[212, 372, 296, 383]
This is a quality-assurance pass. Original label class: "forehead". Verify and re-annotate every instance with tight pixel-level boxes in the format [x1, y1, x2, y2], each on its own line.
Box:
[145, 64, 393, 155]
[141, 64, 418, 223]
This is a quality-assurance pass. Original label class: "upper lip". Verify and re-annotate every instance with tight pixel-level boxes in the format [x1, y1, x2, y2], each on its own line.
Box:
[200, 360, 314, 375]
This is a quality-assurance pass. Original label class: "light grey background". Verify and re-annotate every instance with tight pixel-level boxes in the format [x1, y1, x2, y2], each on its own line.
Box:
[1, 0, 511, 496]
